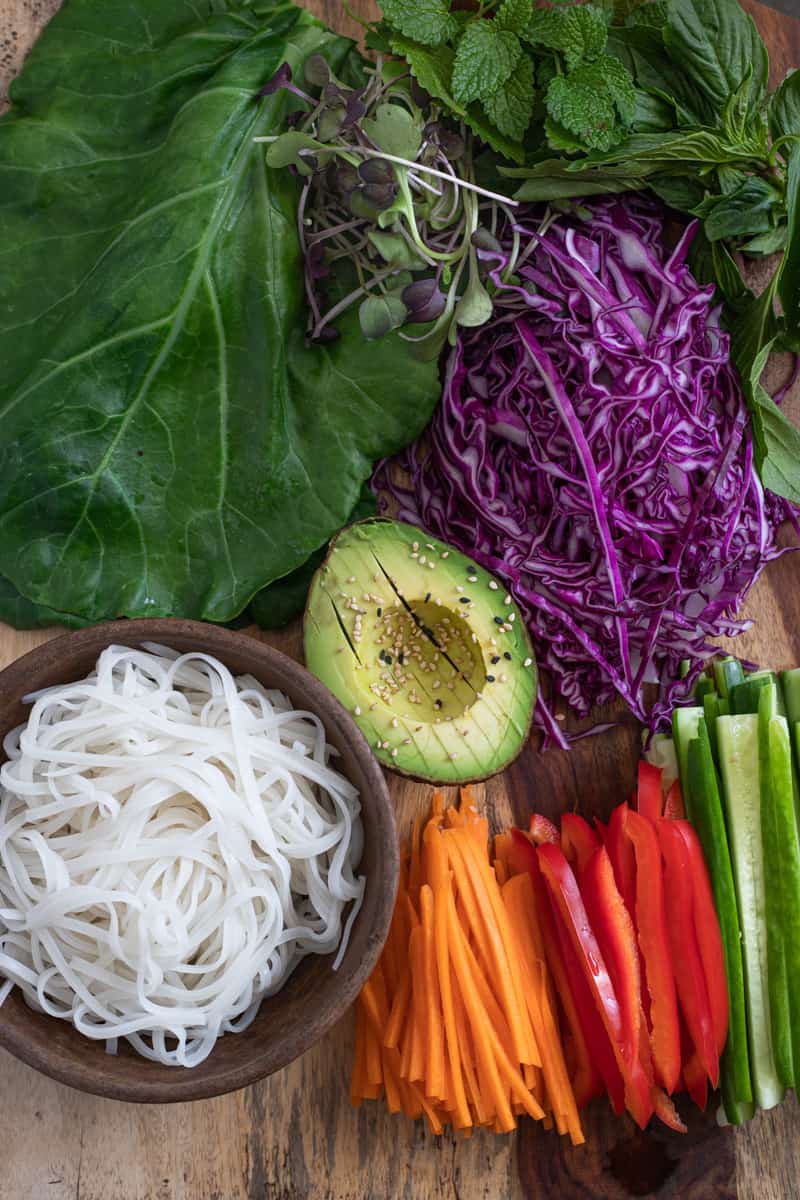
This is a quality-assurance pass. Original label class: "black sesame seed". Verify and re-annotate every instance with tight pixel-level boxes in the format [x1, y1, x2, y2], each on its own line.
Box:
[384, 654, 393, 665]
[504, 651, 512, 661]
[460, 597, 471, 605]
[377, 607, 382, 617]
[486, 674, 496, 683]
[494, 616, 504, 626]
[399, 652, 405, 665]
[491, 656, 500, 665]
[434, 699, 442, 709]
[425, 592, 431, 603]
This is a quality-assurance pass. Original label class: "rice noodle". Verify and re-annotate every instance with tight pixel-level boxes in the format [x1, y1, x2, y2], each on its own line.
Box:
[0, 643, 365, 1068]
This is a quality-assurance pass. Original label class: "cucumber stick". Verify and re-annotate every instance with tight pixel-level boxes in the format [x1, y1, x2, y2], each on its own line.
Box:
[714, 657, 746, 698]
[758, 688, 793, 1087]
[767, 715, 800, 1083]
[717, 714, 784, 1110]
[781, 669, 800, 726]
[673, 706, 703, 819]
[687, 723, 752, 1122]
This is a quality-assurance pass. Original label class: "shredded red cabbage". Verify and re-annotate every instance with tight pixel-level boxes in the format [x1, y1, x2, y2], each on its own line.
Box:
[372, 196, 796, 747]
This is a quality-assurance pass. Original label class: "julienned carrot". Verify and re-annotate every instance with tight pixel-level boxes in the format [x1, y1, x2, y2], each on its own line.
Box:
[351, 789, 577, 1138]
[420, 884, 446, 1102]
[451, 831, 540, 1067]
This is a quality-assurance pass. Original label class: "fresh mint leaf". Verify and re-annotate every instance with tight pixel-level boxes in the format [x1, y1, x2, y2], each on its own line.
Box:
[378, 0, 459, 47]
[664, 0, 768, 117]
[484, 57, 535, 141]
[452, 20, 523, 105]
[525, 5, 609, 71]
[388, 35, 465, 114]
[600, 54, 637, 125]
[771, 69, 800, 143]
[546, 57, 633, 151]
[626, 0, 668, 28]
[545, 116, 590, 153]
[463, 103, 527, 163]
[496, 0, 534, 34]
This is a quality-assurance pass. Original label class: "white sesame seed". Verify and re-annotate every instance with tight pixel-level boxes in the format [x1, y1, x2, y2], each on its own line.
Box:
[556, 713, 566, 722]
[508, 613, 516, 622]
[354, 705, 361, 716]
[500, 674, 508, 683]
[441, 551, 449, 559]
[432, 681, 441, 690]
[391, 717, 398, 728]
[411, 552, 418, 559]
[456, 586, 464, 593]
[489, 580, 498, 590]
[426, 543, 435, 550]
[419, 555, 427, 565]
[391, 748, 398, 758]
[504, 595, 512, 605]
[412, 541, 419, 551]
[428, 561, 435, 570]
[347, 576, 356, 583]
[524, 657, 533, 667]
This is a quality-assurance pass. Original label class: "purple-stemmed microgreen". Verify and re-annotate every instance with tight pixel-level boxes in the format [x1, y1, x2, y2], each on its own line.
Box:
[254, 54, 516, 352]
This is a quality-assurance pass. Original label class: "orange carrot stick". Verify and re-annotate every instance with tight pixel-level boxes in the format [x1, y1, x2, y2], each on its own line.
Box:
[420, 884, 445, 1101]
[408, 925, 427, 1083]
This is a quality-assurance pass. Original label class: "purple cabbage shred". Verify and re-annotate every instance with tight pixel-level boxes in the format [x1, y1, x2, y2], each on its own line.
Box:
[372, 196, 796, 747]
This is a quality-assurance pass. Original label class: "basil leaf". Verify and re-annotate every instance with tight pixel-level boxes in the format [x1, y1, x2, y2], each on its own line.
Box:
[664, 0, 768, 117]
[648, 173, 706, 210]
[770, 69, 800, 142]
[779, 145, 800, 339]
[0, 0, 438, 625]
[701, 176, 780, 241]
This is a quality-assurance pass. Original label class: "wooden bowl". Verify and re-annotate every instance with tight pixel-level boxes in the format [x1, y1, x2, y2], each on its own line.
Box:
[0, 619, 398, 1102]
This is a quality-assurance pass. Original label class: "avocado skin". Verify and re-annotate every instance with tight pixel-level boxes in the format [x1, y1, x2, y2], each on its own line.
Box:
[303, 518, 537, 784]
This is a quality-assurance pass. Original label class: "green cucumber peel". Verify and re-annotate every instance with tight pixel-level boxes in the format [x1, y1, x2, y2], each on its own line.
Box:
[686, 721, 753, 1116]
[718, 713, 784, 1111]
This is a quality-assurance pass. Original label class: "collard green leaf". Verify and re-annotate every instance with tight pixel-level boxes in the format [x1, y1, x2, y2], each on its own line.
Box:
[378, 0, 459, 46]
[250, 486, 376, 630]
[483, 57, 535, 142]
[452, 20, 522, 106]
[0, 576, 90, 631]
[0, 0, 438, 625]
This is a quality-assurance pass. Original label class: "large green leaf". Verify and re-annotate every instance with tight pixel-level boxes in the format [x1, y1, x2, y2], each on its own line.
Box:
[0, 0, 438, 625]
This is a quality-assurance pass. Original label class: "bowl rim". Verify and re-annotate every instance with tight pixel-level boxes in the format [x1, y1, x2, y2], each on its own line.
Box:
[0, 618, 397, 1102]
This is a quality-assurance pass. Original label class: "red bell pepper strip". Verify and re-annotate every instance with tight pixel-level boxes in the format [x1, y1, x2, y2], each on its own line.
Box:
[663, 780, 686, 821]
[508, 831, 604, 1107]
[657, 819, 719, 1087]
[637, 761, 663, 823]
[537, 842, 652, 1127]
[683, 1045, 708, 1111]
[593, 817, 609, 844]
[561, 814, 601, 876]
[606, 803, 637, 918]
[581, 846, 641, 1069]
[529, 813, 559, 845]
[623, 809, 682, 1095]
[673, 820, 729, 1057]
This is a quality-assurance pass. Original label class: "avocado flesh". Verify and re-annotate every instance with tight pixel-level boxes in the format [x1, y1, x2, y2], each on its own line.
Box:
[304, 519, 537, 783]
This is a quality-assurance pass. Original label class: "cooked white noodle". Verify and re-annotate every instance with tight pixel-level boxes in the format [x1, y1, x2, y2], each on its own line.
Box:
[0, 643, 364, 1067]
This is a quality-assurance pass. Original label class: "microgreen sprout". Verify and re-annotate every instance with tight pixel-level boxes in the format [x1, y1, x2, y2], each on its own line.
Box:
[255, 54, 517, 351]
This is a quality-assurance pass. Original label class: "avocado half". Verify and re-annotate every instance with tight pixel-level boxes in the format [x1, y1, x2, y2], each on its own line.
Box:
[303, 518, 537, 783]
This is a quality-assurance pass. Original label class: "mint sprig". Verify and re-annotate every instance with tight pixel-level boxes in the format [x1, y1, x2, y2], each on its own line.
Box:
[372, 0, 637, 159]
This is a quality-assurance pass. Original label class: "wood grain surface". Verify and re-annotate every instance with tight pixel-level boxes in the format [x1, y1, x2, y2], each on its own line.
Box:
[1, 0, 800, 1197]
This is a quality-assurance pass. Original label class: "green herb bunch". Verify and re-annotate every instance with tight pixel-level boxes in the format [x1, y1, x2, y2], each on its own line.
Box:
[367, 0, 638, 162]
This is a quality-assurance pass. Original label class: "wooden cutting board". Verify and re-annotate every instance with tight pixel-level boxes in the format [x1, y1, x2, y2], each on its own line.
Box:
[0, 1, 799, 1198]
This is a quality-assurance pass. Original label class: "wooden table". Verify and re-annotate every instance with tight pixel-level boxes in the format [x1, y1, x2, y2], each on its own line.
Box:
[2, 0, 800, 1196]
